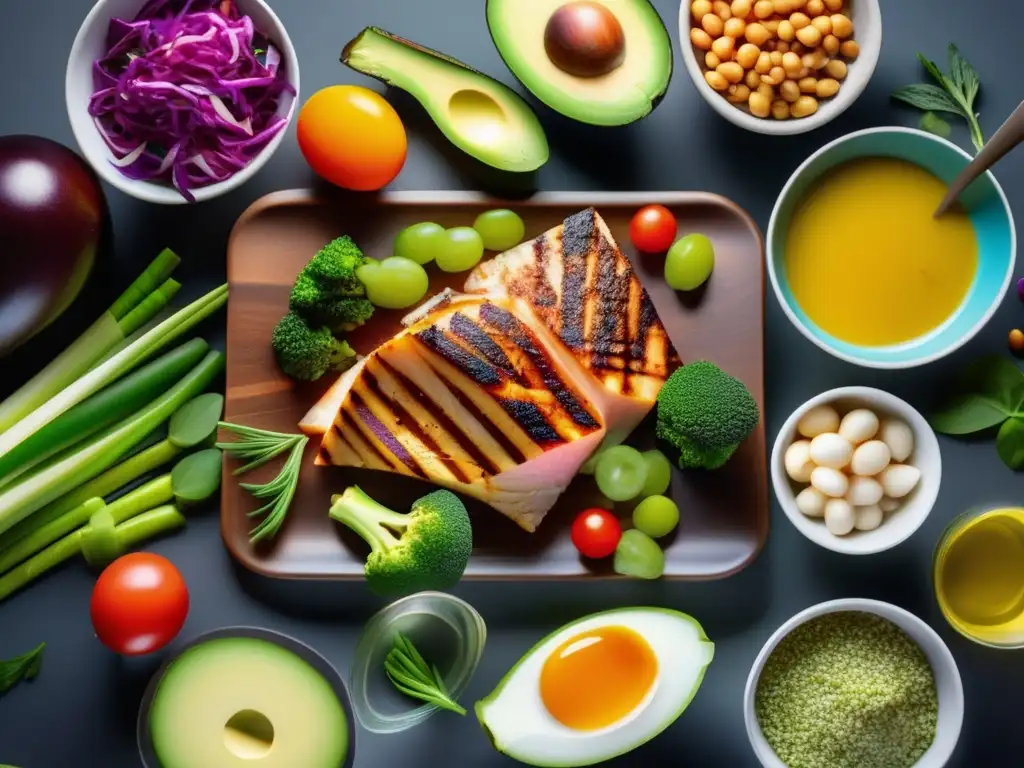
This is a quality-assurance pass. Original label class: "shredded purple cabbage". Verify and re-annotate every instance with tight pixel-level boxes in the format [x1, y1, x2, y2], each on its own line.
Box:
[89, 0, 293, 202]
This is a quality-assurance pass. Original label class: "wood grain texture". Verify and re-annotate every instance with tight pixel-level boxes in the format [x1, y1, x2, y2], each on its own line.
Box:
[223, 190, 768, 580]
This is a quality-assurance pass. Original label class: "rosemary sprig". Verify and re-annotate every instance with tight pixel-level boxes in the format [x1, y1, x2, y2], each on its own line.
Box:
[384, 633, 465, 716]
[216, 422, 308, 543]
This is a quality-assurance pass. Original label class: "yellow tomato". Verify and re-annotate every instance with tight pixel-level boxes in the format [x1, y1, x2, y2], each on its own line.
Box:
[297, 85, 407, 191]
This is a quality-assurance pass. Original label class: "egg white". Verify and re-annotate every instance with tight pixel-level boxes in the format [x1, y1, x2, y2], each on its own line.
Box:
[475, 608, 714, 768]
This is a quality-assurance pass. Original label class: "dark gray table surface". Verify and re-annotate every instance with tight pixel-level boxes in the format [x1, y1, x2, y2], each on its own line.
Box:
[2, 0, 1023, 765]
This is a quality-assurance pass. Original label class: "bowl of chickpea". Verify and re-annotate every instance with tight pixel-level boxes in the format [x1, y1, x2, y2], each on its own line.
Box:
[679, 0, 881, 133]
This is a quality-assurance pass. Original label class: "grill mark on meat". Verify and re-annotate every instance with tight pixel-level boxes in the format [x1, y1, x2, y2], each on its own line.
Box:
[531, 236, 558, 308]
[379, 357, 504, 476]
[362, 365, 469, 485]
[592, 231, 630, 358]
[350, 390, 424, 477]
[558, 209, 595, 350]
[416, 326, 502, 386]
[479, 302, 600, 432]
[336, 411, 390, 469]
[497, 398, 563, 447]
[449, 312, 522, 384]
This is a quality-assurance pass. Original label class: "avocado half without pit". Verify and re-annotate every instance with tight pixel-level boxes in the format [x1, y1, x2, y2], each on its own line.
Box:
[342, 27, 549, 173]
[487, 0, 673, 126]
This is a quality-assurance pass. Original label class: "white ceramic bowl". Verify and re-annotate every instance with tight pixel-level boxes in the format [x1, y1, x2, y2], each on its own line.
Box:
[771, 386, 941, 555]
[66, 0, 299, 204]
[678, 0, 882, 135]
[744, 598, 964, 768]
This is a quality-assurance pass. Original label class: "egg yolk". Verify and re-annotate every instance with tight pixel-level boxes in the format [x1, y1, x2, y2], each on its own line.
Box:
[539, 625, 657, 731]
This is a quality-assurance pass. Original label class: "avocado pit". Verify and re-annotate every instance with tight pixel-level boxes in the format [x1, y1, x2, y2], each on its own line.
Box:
[544, 1, 625, 78]
[224, 709, 275, 759]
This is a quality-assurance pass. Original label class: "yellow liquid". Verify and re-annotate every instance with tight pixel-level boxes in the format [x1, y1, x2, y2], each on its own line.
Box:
[785, 158, 979, 346]
[935, 508, 1024, 646]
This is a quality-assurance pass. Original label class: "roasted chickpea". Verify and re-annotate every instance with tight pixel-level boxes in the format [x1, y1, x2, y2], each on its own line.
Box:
[724, 16, 747, 37]
[771, 99, 791, 119]
[692, 0, 714, 19]
[702, 13, 725, 36]
[745, 22, 773, 46]
[789, 12, 810, 29]
[762, 65, 786, 85]
[764, 39, 777, 52]
[830, 13, 853, 38]
[805, 0, 825, 14]
[713, 0, 733, 18]
[691, 27, 714, 50]
[727, 83, 752, 103]
[731, 0, 753, 17]
[780, 79, 801, 102]
[737, 43, 761, 68]
[791, 94, 819, 117]
[777, 41, 791, 53]
[798, 75, 818, 93]
[840, 39, 860, 58]
[811, 15, 831, 35]
[803, 49, 829, 70]
[712, 35, 736, 60]
[782, 51, 803, 74]
[815, 77, 840, 98]
[823, 0, 842, 10]
[706, 51, 722, 68]
[754, 0, 775, 18]
[778, 19, 796, 41]
[756, 82, 775, 101]
[763, 19, 781, 34]
[822, 34, 840, 55]
[825, 58, 848, 79]
[705, 70, 730, 91]
[770, 50, 784, 66]
[748, 90, 772, 117]
[795, 25, 822, 46]
[745, 68, 763, 88]
[755, 51, 773, 73]
[717, 61, 745, 83]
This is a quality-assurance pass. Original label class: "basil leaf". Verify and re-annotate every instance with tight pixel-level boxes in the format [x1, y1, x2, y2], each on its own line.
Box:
[920, 111, 952, 138]
[961, 356, 1024, 412]
[930, 393, 1010, 435]
[0, 642, 44, 696]
[891, 84, 965, 116]
[997, 418, 1024, 470]
[948, 43, 980, 108]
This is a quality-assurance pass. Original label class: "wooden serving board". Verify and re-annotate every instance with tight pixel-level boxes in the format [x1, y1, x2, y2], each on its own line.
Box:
[223, 190, 767, 580]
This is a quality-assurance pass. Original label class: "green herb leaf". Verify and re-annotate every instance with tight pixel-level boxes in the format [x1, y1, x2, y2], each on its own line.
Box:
[997, 418, 1024, 470]
[919, 111, 952, 138]
[170, 448, 223, 505]
[384, 633, 466, 716]
[917, 53, 955, 93]
[169, 393, 224, 448]
[947, 43, 980, 108]
[930, 394, 1010, 435]
[891, 84, 965, 116]
[0, 642, 44, 696]
[930, 357, 1024, 434]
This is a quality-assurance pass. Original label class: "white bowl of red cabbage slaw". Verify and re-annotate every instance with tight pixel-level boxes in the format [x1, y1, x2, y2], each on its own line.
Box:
[66, 0, 298, 204]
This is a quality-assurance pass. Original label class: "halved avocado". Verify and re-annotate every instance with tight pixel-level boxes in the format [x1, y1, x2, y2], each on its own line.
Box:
[486, 0, 673, 126]
[342, 28, 549, 172]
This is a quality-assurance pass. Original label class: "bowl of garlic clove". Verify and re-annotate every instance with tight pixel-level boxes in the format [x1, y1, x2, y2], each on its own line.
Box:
[771, 386, 941, 555]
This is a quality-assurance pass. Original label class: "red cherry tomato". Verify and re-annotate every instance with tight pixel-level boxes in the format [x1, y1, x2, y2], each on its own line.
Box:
[571, 508, 623, 559]
[90, 553, 189, 656]
[629, 205, 677, 253]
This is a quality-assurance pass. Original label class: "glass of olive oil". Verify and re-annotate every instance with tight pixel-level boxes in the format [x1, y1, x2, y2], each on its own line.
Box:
[934, 507, 1024, 648]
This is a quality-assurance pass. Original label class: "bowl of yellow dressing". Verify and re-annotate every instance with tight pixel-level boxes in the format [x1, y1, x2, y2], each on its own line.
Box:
[768, 127, 1015, 368]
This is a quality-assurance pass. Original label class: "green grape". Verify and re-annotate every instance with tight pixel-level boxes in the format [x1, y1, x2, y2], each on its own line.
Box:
[613, 529, 665, 580]
[473, 209, 526, 251]
[394, 222, 445, 265]
[437, 227, 485, 273]
[356, 257, 430, 310]
[641, 450, 672, 497]
[632, 495, 680, 539]
[594, 445, 648, 502]
[665, 233, 714, 291]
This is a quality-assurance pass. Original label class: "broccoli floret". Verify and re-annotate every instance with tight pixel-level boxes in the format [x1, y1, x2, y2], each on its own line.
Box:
[655, 360, 760, 470]
[290, 272, 375, 331]
[271, 312, 357, 382]
[329, 486, 473, 596]
[304, 235, 367, 296]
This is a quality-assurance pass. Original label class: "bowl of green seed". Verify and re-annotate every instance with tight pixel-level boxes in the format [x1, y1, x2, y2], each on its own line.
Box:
[744, 598, 963, 768]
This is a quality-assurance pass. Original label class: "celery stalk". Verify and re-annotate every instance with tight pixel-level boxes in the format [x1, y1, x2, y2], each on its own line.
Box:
[0, 498, 106, 577]
[115, 505, 185, 550]
[0, 284, 227, 458]
[0, 351, 224, 536]
[0, 250, 181, 435]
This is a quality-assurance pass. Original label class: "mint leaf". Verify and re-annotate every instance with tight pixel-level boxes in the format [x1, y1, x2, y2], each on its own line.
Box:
[0, 642, 44, 696]
[930, 393, 1010, 435]
[997, 418, 1024, 470]
[948, 43, 980, 108]
[891, 84, 964, 116]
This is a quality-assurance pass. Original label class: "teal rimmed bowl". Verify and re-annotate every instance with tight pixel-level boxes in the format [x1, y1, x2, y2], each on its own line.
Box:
[767, 127, 1015, 369]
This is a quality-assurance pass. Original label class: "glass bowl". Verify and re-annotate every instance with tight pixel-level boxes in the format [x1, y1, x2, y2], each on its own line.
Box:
[349, 591, 487, 734]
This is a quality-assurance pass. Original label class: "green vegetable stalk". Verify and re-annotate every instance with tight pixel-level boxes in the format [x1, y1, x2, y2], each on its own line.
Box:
[385, 633, 465, 715]
[0, 250, 180, 435]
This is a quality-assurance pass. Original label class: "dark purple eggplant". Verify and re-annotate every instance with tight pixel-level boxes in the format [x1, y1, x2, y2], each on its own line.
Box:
[0, 136, 108, 356]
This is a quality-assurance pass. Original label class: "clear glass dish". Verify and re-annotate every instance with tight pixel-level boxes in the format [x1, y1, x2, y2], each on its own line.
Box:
[349, 591, 487, 734]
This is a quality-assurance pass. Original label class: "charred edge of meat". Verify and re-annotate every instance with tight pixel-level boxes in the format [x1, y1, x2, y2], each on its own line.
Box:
[350, 392, 425, 477]
[416, 325, 503, 386]
[591, 229, 631, 357]
[497, 398, 563, 447]
[530, 236, 558, 308]
[628, 291, 660, 371]
[362, 364, 470, 485]
[449, 312, 522, 384]
[334, 411, 389, 469]
[558, 208, 596, 350]
[479, 302, 600, 431]
[378, 356, 508, 476]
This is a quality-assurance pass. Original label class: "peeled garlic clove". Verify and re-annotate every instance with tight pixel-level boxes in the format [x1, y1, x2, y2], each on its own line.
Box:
[825, 498, 855, 535]
[797, 404, 840, 438]
[879, 464, 921, 499]
[854, 504, 884, 531]
[879, 419, 914, 463]
[809, 433, 853, 469]
[850, 440, 891, 476]
[838, 408, 880, 445]
[879, 496, 901, 513]
[795, 486, 827, 517]
[784, 440, 815, 483]
[811, 466, 849, 498]
[846, 476, 883, 506]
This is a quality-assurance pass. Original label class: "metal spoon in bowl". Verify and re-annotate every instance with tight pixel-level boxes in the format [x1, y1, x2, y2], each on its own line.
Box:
[935, 100, 1024, 218]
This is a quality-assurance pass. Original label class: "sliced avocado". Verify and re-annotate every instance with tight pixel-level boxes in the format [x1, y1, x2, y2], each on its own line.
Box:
[486, 0, 673, 126]
[342, 28, 549, 173]
[148, 637, 349, 768]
